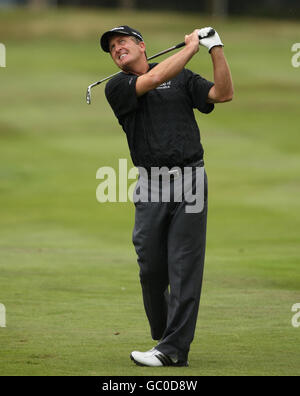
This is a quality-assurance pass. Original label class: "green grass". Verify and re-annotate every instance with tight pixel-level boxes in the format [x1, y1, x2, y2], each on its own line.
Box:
[0, 7, 300, 376]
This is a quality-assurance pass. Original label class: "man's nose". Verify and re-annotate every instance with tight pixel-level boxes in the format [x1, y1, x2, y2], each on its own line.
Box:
[114, 42, 121, 51]
[116, 42, 126, 54]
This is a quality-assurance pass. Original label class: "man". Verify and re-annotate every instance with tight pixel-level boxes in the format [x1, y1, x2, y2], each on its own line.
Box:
[100, 25, 233, 367]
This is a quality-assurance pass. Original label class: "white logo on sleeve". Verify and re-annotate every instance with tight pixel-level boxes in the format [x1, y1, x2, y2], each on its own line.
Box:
[156, 81, 172, 90]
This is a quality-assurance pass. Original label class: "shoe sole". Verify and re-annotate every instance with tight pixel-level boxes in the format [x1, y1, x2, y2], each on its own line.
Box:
[130, 353, 189, 367]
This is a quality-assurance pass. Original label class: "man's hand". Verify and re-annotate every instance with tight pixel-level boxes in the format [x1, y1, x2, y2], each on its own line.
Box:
[198, 27, 224, 53]
[184, 30, 200, 55]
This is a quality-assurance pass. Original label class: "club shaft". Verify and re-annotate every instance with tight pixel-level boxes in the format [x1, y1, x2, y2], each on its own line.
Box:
[92, 42, 185, 84]
[86, 43, 184, 103]
[90, 44, 184, 89]
[86, 28, 215, 104]
[147, 28, 215, 61]
[147, 43, 185, 61]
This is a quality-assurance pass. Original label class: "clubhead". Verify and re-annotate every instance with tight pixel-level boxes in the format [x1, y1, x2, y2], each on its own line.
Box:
[86, 86, 92, 105]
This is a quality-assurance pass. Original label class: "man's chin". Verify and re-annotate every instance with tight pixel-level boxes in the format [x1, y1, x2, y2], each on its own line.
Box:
[120, 62, 132, 72]
[117, 55, 135, 70]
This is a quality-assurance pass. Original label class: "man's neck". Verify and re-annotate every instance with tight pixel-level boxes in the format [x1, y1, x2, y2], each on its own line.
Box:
[122, 58, 150, 76]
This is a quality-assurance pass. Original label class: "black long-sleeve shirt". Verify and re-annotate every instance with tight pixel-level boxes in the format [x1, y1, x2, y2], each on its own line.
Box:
[105, 63, 214, 169]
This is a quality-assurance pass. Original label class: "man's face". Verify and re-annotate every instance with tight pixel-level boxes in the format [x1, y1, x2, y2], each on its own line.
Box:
[109, 34, 146, 70]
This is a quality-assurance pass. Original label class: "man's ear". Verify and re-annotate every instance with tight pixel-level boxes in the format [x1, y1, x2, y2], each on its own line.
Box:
[139, 41, 146, 52]
[139, 41, 147, 59]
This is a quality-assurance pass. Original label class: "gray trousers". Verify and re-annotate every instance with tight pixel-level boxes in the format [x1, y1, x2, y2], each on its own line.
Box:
[132, 164, 208, 364]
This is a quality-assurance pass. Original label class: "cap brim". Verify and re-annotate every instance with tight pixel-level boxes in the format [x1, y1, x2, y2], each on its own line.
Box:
[100, 30, 131, 53]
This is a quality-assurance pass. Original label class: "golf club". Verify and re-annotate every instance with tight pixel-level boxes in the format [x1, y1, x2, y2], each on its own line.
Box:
[86, 28, 215, 105]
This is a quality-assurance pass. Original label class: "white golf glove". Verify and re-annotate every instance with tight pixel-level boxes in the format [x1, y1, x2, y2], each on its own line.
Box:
[198, 27, 224, 52]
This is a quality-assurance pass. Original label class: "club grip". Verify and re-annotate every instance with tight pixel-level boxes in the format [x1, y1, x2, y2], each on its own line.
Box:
[175, 42, 186, 49]
[175, 28, 216, 49]
[198, 28, 215, 40]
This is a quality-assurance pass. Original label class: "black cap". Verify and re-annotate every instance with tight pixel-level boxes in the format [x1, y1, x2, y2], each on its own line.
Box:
[100, 25, 144, 53]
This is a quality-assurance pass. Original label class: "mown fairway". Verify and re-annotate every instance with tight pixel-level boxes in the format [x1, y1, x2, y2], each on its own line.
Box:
[0, 8, 299, 376]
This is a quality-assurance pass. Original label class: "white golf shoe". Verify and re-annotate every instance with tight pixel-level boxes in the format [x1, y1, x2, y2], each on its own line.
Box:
[130, 348, 188, 367]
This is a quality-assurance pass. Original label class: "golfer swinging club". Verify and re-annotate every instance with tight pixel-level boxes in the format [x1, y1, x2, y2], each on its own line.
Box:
[100, 25, 233, 367]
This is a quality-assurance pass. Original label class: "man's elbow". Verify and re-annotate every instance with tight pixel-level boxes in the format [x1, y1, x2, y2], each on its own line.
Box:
[221, 93, 233, 103]
[136, 73, 162, 96]
[148, 72, 164, 89]
[217, 90, 234, 103]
